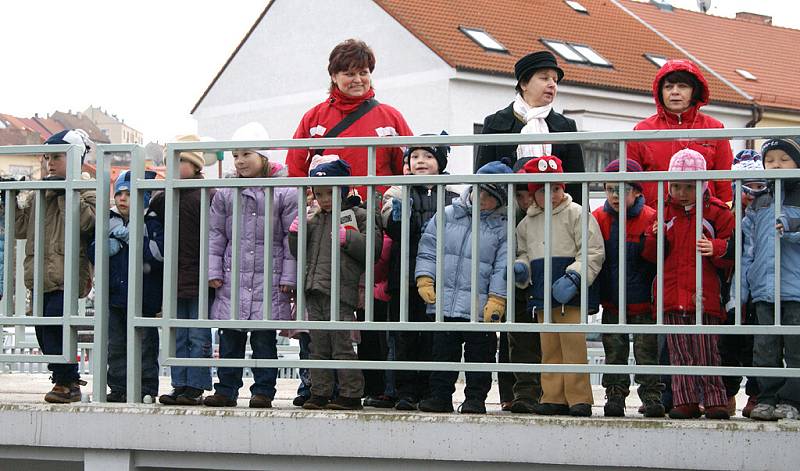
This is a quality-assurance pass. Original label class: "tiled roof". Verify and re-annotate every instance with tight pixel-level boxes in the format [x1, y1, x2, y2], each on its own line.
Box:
[373, 0, 750, 106]
[621, 0, 800, 111]
[28, 117, 66, 140]
[51, 111, 111, 144]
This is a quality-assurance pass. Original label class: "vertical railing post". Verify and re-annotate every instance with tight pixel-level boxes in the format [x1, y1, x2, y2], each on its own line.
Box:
[364, 146, 376, 322]
[126, 146, 146, 402]
[92, 145, 112, 401]
[61, 145, 83, 365]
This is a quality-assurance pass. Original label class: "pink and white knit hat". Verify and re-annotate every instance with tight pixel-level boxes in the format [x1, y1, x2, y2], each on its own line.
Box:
[668, 149, 708, 193]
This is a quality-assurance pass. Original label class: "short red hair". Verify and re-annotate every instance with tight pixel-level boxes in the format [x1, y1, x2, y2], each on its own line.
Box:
[328, 39, 376, 77]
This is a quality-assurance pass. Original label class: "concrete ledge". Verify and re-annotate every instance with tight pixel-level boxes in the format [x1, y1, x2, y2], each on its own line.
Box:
[1, 402, 799, 470]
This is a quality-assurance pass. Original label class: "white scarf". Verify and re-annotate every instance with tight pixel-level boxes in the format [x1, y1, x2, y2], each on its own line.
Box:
[513, 93, 552, 159]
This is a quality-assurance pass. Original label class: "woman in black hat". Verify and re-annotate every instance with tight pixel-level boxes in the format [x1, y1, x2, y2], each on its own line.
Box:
[476, 50, 584, 202]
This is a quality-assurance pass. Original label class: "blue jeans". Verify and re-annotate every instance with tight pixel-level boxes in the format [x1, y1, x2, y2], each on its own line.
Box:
[215, 329, 278, 399]
[171, 298, 212, 390]
[35, 291, 80, 385]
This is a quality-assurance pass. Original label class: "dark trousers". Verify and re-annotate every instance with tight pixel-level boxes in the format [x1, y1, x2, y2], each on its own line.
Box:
[35, 291, 80, 385]
[719, 305, 759, 398]
[601, 310, 663, 402]
[357, 299, 388, 397]
[107, 305, 160, 396]
[754, 302, 800, 407]
[215, 329, 278, 399]
[508, 293, 542, 402]
[390, 290, 433, 402]
[296, 332, 312, 398]
[429, 318, 495, 402]
[497, 332, 515, 403]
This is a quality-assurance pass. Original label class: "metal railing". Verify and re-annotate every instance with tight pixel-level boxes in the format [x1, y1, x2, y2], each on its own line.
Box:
[1, 127, 799, 404]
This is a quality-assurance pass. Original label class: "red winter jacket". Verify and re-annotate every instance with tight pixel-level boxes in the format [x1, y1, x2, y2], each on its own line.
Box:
[641, 193, 734, 319]
[627, 60, 733, 209]
[286, 89, 413, 197]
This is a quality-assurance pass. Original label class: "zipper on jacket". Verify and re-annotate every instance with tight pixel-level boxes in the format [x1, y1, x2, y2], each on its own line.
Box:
[450, 212, 472, 317]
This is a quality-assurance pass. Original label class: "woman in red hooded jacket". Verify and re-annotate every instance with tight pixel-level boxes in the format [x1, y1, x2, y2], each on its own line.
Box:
[627, 59, 733, 209]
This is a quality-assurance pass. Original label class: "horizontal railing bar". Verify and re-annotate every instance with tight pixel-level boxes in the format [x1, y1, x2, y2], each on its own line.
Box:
[160, 127, 799, 152]
[0, 181, 96, 191]
[0, 354, 69, 363]
[134, 317, 800, 334]
[0, 317, 95, 326]
[159, 358, 800, 377]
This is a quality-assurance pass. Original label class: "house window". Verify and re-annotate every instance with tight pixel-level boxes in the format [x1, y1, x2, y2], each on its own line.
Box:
[644, 53, 668, 68]
[460, 27, 508, 53]
[8, 165, 34, 178]
[583, 141, 620, 190]
[736, 68, 757, 81]
[565, 0, 588, 14]
[541, 39, 612, 67]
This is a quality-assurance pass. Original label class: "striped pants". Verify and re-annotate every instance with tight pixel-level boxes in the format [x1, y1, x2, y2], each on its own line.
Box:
[666, 312, 727, 408]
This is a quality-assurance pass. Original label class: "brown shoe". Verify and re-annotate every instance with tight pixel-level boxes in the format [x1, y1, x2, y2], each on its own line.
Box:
[726, 396, 737, 416]
[742, 395, 758, 418]
[501, 401, 513, 412]
[249, 394, 273, 409]
[325, 396, 363, 410]
[203, 393, 237, 407]
[44, 380, 86, 404]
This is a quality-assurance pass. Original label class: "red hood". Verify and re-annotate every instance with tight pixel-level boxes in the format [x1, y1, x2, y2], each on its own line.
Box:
[652, 59, 710, 120]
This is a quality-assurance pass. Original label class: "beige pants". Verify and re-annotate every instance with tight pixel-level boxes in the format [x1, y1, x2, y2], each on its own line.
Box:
[537, 306, 593, 406]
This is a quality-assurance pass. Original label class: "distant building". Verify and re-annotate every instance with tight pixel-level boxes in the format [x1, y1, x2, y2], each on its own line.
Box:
[0, 116, 43, 179]
[83, 106, 144, 145]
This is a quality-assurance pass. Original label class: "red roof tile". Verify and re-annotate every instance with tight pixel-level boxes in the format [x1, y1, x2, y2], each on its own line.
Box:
[621, 0, 800, 111]
[374, 0, 749, 106]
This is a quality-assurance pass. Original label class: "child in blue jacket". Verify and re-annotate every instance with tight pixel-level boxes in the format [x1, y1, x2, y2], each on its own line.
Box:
[415, 160, 511, 414]
[742, 138, 800, 421]
[89, 170, 164, 402]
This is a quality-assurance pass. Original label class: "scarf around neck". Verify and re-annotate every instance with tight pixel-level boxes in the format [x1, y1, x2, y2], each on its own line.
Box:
[513, 93, 552, 159]
[329, 86, 376, 114]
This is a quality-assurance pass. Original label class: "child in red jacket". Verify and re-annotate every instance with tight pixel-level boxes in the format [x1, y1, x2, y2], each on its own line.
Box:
[642, 149, 734, 420]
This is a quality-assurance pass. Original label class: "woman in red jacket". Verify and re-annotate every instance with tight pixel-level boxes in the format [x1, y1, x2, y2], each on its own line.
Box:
[627, 59, 733, 209]
[642, 149, 734, 420]
[286, 39, 413, 197]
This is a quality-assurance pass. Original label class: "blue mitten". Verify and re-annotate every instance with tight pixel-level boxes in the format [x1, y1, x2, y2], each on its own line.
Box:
[513, 261, 529, 284]
[108, 238, 123, 257]
[391, 197, 413, 222]
[552, 271, 580, 304]
[110, 223, 130, 244]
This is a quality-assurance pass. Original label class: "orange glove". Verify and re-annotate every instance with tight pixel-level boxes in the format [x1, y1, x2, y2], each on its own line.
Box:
[483, 295, 506, 323]
[416, 276, 436, 304]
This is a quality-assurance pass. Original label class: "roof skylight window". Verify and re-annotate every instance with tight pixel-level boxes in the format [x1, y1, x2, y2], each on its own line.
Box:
[644, 53, 668, 68]
[541, 39, 613, 67]
[460, 27, 508, 52]
[736, 68, 757, 80]
[565, 1, 588, 13]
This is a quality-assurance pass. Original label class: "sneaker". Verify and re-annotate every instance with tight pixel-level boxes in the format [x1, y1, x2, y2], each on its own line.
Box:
[641, 400, 666, 418]
[203, 393, 237, 407]
[363, 394, 396, 408]
[249, 394, 273, 409]
[293, 395, 310, 407]
[604, 395, 626, 417]
[159, 387, 186, 405]
[668, 403, 702, 419]
[326, 396, 363, 410]
[302, 395, 330, 410]
[44, 380, 86, 404]
[418, 396, 454, 413]
[510, 397, 538, 414]
[704, 406, 731, 420]
[459, 399, 486, 414]
[394, 397, 418, 411]
[532, 402, 570, 416]
[106, 390, 126, 403]
[749, 403, 777, 421]
[569, 403, 593, 417]
[176, 387, 204, 406]
[742, 396, 758, 418]
[774, 403, 800, 420]
[726, 396, 737, 417]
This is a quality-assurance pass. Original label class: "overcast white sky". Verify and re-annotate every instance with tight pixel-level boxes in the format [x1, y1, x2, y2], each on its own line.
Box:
[1, 0, 798, 144]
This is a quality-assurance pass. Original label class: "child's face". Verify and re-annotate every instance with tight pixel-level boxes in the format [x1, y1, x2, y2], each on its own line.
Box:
[473, 189, 499, 211]
[534, 184, 565, 209]
[515, 189, 533, 212]
[313, 186, 334, 212]
[763, 149, 797, 170]
[114, 190, 130, 217]
[669, 182, 698, 206]
[740, 181, 768, 206]
[604, 183, 640, 212]
[233, 150, 265, 178]
[409, 149, 439, 175]
[179, 160, 198, 179]
[43, 152, 67, 178]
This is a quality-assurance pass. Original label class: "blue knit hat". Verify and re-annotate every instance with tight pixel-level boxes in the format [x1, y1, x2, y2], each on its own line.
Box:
[310, 158, 357, 204]
[114, 170, 158, 207]
[44, 129, 93, 164]
[476, 160, 513, 206]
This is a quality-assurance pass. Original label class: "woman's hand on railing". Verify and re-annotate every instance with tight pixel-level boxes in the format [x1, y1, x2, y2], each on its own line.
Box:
[209, 279, 223, 289]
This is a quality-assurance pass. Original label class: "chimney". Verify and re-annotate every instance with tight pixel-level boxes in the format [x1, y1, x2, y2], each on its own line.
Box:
[650, 0, 673, 12]
[736, 12, 772, 25]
